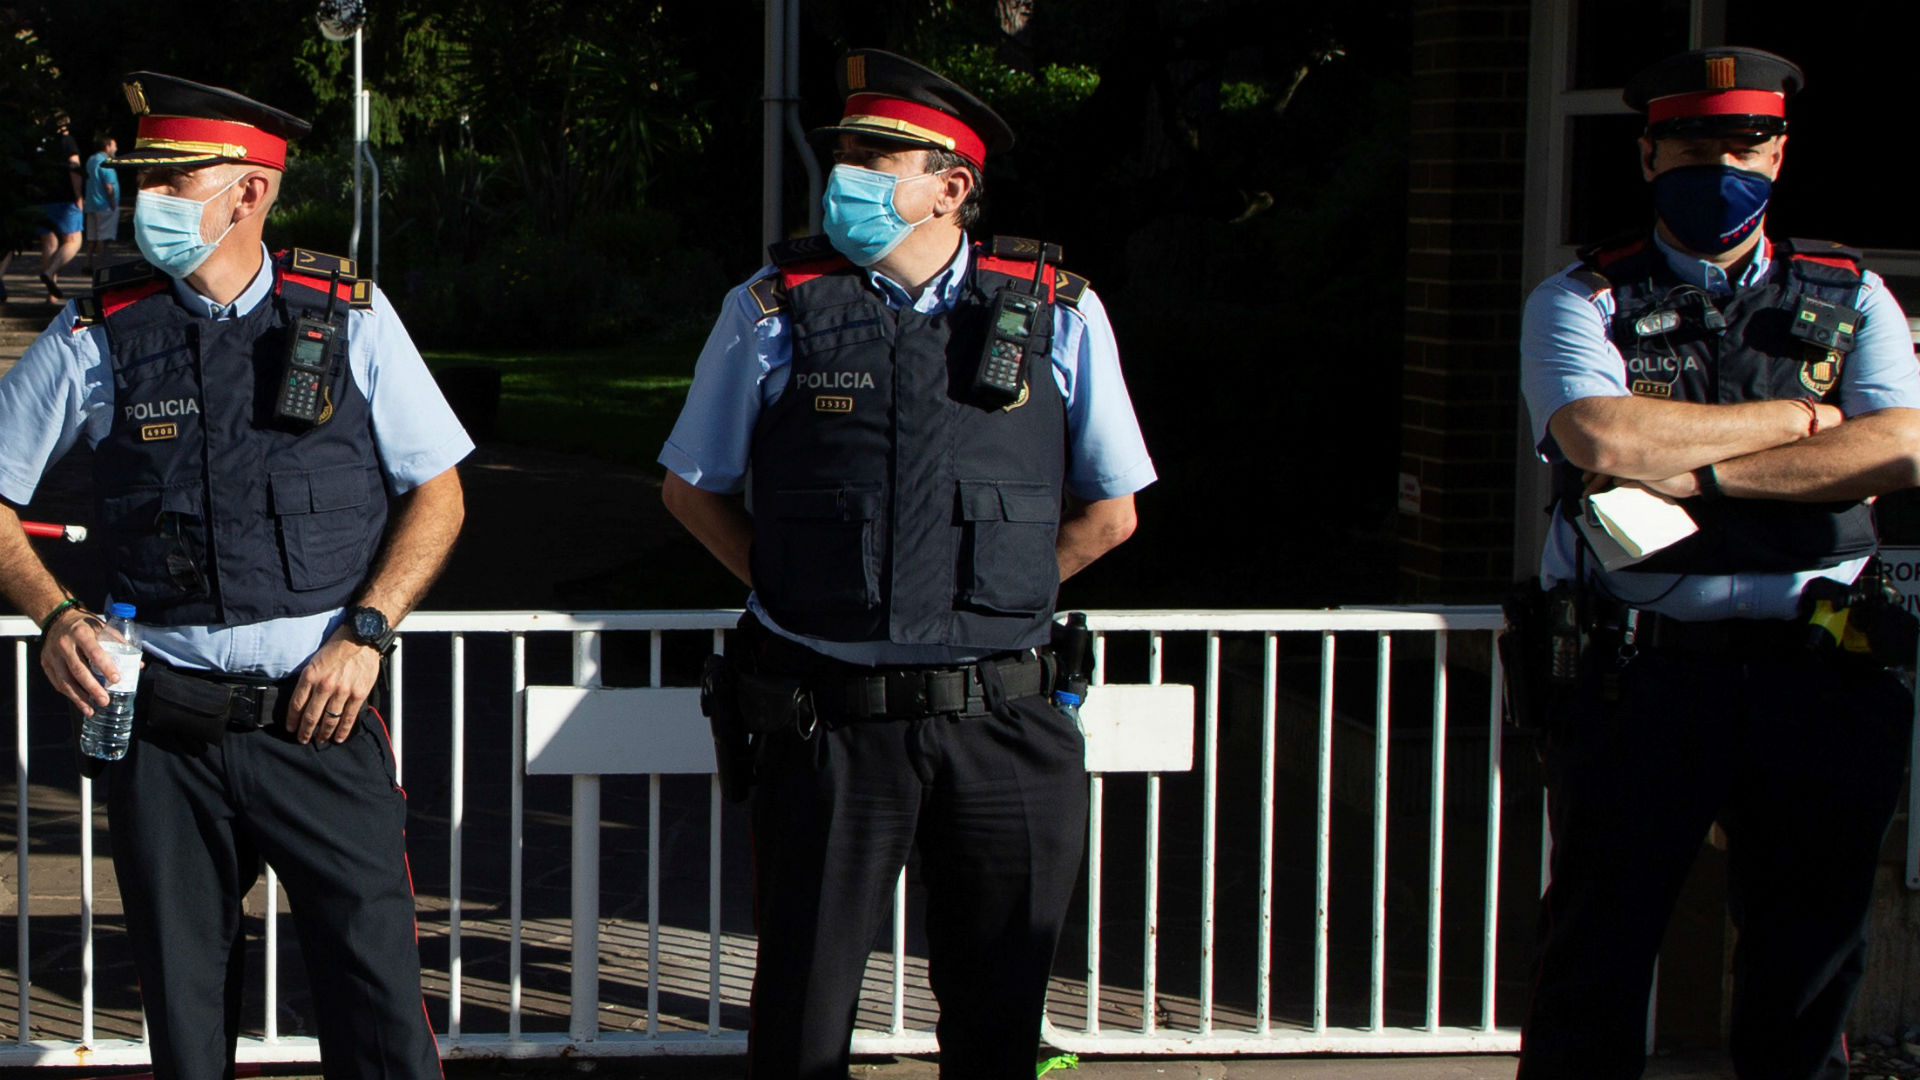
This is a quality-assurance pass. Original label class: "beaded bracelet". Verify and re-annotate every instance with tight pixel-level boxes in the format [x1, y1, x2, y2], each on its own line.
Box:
[38, 596, 84, 633]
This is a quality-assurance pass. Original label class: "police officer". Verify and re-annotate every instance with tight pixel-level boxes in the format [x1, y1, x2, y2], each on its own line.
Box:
[0, 73, 469, 1079]
[661, 48, 1154, 1080]
[1517, 47, 1920, 1079]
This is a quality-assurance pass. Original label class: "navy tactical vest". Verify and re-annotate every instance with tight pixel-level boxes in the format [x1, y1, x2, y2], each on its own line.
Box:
[747, 237, 1083, 651]
[86, 251, 387, 626]
[1560, 234, 1878, 574]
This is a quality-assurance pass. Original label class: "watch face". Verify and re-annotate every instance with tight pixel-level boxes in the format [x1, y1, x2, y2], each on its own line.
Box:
[353, 608, 386, 643]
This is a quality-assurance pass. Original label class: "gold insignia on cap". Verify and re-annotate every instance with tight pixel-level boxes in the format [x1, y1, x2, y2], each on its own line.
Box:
[847, 55, 867, 90]
[124, 80, 150, 116]
[1707, 56, 1735, 90]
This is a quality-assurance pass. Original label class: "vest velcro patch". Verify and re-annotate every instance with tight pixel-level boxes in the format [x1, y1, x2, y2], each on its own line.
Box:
[140, 422, 178, 441]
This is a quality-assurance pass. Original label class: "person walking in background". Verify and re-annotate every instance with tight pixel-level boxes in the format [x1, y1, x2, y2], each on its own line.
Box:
[33, 110, 82, 302]
[82, 132, 120, 274]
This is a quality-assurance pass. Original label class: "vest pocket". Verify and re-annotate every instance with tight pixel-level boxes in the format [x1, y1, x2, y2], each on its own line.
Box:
[762, 484, 882, 612]
[271, 465, 377, 591]
[99, 483, 211, 607]
[959, 479, 1060, 616]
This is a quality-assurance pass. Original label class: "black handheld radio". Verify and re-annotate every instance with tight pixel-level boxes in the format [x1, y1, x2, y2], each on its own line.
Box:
[273, 270, 344, 428]
[972, 246, 1056, 407]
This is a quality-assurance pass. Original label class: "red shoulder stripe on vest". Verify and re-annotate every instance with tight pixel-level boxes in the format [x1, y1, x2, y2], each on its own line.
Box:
[778, 256, 852, 291]
[1788, 253, 1859, 271]
[99, 279, 168, 319]
[1592, 237, 1648, 270]
[278, 270, 363, 304]
[973, 256, 1057, 303]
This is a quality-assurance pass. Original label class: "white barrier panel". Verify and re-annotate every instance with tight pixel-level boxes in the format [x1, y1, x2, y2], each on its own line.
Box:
[1079, 684, 1195, 773]
[522, 687, 712, 775]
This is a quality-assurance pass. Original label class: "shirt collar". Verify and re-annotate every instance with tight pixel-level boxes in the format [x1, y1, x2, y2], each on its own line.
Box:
[865, 234, 970, 313]
[1652, 231, 1771, 296]
[171, 242, 274, 320]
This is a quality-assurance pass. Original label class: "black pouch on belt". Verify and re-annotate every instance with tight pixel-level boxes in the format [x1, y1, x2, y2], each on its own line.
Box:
[146, 665, 237, 744]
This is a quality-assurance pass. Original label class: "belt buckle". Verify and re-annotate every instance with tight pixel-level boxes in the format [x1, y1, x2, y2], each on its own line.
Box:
[226, 684, 279, 730]
[882, 670, 927, 716]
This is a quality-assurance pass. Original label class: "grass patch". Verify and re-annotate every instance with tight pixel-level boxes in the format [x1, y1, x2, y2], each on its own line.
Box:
[422, 331, 705, 468]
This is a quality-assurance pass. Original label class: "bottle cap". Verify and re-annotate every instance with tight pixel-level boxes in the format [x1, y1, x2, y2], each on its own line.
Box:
[109, 602, 137, 619]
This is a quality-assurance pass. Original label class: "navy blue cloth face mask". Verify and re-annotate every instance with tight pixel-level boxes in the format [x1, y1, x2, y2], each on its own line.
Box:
[1651, 164, 1772, 256]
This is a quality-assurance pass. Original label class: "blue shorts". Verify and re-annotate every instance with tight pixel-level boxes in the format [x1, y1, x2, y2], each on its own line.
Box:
[38, 202, 83, 237]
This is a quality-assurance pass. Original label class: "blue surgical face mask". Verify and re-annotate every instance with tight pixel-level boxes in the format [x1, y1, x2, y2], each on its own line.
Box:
[1651, 164, 1772, 256]
[134, 173, 244, 278]
[822, 165, 937, 266]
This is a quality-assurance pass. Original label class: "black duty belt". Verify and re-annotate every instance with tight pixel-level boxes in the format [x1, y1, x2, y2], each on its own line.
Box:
[146, 659, 296, 733]
[831, 654, 1048, 720]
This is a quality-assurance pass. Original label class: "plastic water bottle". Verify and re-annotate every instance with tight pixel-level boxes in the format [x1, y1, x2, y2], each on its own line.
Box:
[79, 603, 141, 761]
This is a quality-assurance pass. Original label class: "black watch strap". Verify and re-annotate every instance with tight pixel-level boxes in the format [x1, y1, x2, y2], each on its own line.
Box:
[1693, 463, 1724, 501]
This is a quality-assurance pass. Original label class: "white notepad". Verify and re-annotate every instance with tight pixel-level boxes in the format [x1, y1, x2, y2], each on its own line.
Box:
[1576, 485, 1700, 571]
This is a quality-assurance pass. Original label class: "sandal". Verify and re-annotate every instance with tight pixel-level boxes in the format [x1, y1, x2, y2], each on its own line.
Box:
[40, 272, 63, 301]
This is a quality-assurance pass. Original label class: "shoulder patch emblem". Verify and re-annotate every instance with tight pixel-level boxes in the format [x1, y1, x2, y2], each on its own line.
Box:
[1800, 351, 1841, 396]
[748, 275, 784, 319]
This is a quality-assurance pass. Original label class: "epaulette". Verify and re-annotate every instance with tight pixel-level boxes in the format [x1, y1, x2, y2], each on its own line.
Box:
[74, 258, 167, 327]
[274, 247, 372, 309]
[768, 234, 841, 267]
[989, 235, 1062, 266]
[975, 236, 1087, 307]
[1778, 237, 1863, 282]
[746, 272, 784, 319]
[1575, 230, 1651, 273]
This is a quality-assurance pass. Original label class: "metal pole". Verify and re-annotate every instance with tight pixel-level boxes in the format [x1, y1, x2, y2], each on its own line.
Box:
[349, 28, 363, 263]
[760, 0, 785, 253]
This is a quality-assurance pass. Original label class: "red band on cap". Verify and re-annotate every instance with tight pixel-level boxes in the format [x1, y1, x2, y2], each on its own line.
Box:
[137, 115, 287, 170]
[1648, 89, 1786, 125]
[843, 93, 987, 166]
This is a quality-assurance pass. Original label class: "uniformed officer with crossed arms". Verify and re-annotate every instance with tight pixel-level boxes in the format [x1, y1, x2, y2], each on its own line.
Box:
[661, 48, 1155, 1080]
[0, 73, 468, 1078]
[1517, 47, 1920, 1079]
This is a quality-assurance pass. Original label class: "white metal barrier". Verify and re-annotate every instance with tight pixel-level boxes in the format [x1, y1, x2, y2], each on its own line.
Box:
[1, 607, 1541, 1063]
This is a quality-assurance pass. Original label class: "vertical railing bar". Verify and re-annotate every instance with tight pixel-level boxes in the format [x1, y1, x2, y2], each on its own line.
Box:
[1908, 625, 1920, 889]
[708, 775, 722, 1037]
[390, 636, 405, 785]
[79, 774, 93, 1048]
[647, 630, 663, 1037]
[1482, 633, 1505, 1033]
[1255, 632, 1277, 1032]
[1143, 630, 1163, 1036]
[710, 627, 726, 1037]
[1425, 630, 1449, 1031]
[891, 870, 908, 1034]
[1086, 772, 1104, 1034]
[15, 639, 31, 1043]
[265, 866, 280, 1041]
[1200, 630, 1220, 1033]
[570, 630, 603, 1043]
[448, 632, 466, 1038]
[1087, 628, 1106, 1035]
[1312, 631, 1335, 1033]
[509, 632, 526, 1038]
[1370, 632, 1392, 1032]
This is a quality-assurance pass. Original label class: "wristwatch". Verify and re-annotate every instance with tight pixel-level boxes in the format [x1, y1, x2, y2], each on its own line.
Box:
[346, 605, 397, 653]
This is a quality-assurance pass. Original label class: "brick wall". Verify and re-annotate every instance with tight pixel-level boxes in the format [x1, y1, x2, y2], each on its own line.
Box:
[1399, 0, 1531, 602]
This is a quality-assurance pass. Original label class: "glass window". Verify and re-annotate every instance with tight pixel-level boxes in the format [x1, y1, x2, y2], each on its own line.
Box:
[1565, 113, 1652, 245]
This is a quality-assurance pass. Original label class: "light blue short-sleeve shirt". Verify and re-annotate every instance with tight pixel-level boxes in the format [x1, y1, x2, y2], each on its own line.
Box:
[1520, 233, 1920, 620]
[659, 237, 1157, 663]
[0, 244, 475, 677]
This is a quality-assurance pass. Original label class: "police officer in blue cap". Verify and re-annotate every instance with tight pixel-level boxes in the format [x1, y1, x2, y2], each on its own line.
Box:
[1517, 46, 1920, 1079]
[661, 48, 1154, 1080]
[0, 72, 467, 1078]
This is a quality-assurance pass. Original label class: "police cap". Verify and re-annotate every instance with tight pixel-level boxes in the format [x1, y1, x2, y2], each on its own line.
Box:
[1624, 47, 1803, 141]
[107, 72, 311, 172]
[810, 49, 1013, 170]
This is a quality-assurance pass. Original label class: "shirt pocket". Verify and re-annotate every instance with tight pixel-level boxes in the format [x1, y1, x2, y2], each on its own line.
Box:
[958, 479, 1060, 616]
[271, 464, 378, 591]
[759, 483, 883, 613]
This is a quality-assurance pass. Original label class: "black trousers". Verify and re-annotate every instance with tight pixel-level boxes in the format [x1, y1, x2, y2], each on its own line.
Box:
[106, 703, 441, 1080]
[747, 687, 1087, 1080]
[1517, 646, 1912, 1080]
